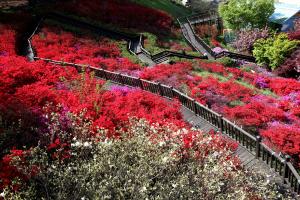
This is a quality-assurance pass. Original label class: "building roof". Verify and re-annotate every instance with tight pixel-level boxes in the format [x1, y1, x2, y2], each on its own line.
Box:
[269, 2, 300, 24]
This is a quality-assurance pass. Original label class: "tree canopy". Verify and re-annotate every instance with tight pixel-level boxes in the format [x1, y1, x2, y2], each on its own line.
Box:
[218, 0, 275, 30]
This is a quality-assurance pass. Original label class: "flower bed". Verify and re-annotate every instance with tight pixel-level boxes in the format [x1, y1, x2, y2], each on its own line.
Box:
[0, 23, 259, 196]
[140, 61, 300, 165]
[30, 26, 300, 165]
[32, 26, 142, 75]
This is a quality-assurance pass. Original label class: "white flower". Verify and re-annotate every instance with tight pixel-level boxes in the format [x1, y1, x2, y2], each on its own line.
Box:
[74, 141, 81, 147]
[182, 128, 188, 134]
[212, 152, 219, 158]
[0, 192, 5, 198]
[162, 157, 168, 163]
[159, 141, 165, 146]
[83, 141, 90, 147]
[140, 186, 147, 192]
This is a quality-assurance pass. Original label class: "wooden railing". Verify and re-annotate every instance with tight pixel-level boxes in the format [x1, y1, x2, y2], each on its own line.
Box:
[32, 57, 300, 194]
[179, 13, 256, 63]
[177, 18, 200, 53]
[216, 51, 256, 62]
[139, 35, 207, 63]
[184, 18, 216, 57]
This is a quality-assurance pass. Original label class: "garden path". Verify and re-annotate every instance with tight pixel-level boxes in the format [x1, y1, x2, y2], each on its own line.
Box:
[181, 106, 284, 185]
[180, 22, 214, 59]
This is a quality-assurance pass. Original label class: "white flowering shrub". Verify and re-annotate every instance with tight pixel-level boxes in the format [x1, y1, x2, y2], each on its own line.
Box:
[2, 117, 295, 199]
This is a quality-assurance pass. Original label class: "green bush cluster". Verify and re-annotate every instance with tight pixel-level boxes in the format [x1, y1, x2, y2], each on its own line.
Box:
[253, 33, 299, 70]
[218, 57, 236, 67]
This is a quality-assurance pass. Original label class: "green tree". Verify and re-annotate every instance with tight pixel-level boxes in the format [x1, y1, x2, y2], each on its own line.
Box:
[253, 33, 299, 70]
[218, 0, 275, 30]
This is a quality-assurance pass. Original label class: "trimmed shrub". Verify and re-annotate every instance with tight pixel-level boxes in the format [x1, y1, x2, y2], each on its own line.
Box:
[253, 33, 298, 70]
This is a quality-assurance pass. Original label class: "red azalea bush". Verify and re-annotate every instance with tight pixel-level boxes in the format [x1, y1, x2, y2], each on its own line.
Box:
[32, 27, 121, 58]
[268, 78, 300, 96]
[0, 56, 78, 125]
[0, 25, 16, 56]
[32, 27, 142, 75]
[224, 100, 287, 128]
[54, 0, 173, 35]
[211, 38, 221, 47]
[0, 56, 184, 139]
[0, 149, 31, 191]
[261, 123, 300, 165]
[91, 90, 184, 135]
[197, 60, 300, 96]
[190, 76, 254, 107]
[140, 62, 196, 88]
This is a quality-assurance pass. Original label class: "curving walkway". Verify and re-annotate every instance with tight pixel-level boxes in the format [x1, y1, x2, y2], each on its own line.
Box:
[181, 106, 284, 185]
[178, 16, 256, 63]
[181, 22, 214, 59]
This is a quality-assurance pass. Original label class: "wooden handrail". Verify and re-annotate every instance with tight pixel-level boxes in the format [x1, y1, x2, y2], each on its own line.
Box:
[182, 12, 256, 62]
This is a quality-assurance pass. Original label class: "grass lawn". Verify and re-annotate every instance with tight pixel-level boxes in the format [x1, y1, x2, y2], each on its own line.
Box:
[116, 41, 146, 66]
[130, 0, 190, 18]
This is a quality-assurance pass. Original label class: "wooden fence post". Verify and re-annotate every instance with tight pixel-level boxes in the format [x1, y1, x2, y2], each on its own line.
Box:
[255, 136, 262, 159]
[118, 73, 123, 85]
[157, 82, 164, 96]
[219, 115, 224, 133]
[192, 99, 197, 114]
[101, 69, 107, 80]
[170, 86, 176, 98]
[138, 78, 144, 90]
[283, 155, 291, 183]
